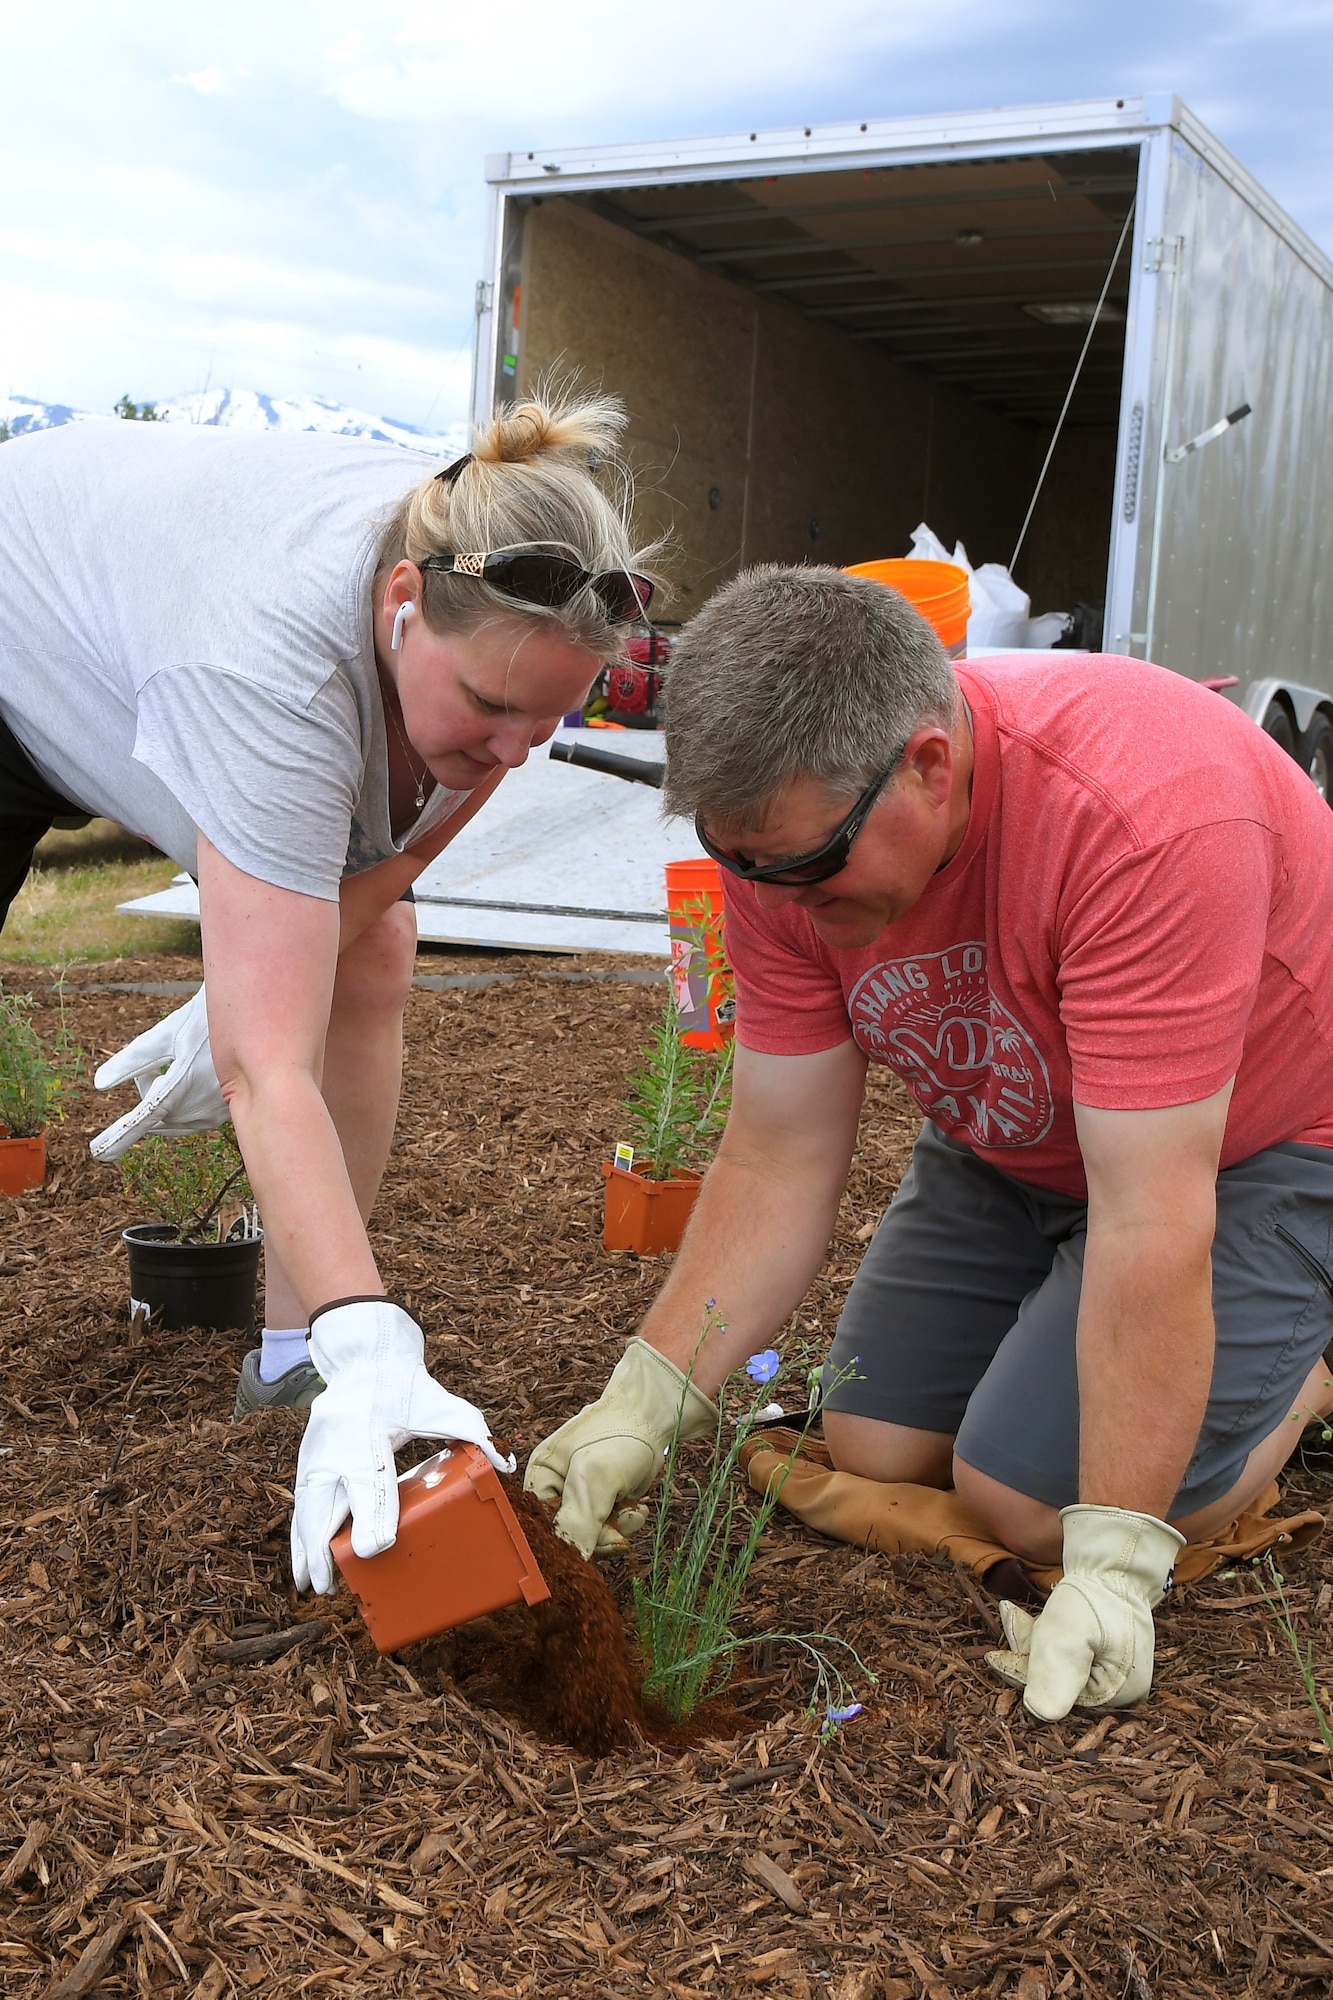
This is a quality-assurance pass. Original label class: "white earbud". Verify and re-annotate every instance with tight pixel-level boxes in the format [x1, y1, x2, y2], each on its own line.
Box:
[390, 601, 413, 652]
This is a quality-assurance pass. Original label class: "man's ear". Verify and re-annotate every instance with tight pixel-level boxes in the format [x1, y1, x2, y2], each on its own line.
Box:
[900, 725, 954, 804]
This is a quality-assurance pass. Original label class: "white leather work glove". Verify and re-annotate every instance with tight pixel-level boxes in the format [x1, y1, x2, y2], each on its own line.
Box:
[90, 987, 228, 1160]
[986, 1503, 1185, 1719]
[525, 1336, 719, 1559]
[291, 1296, 516, 1596]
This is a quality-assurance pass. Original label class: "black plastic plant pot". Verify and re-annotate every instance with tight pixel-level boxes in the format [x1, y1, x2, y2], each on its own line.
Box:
[122, 1222, 263, 1334]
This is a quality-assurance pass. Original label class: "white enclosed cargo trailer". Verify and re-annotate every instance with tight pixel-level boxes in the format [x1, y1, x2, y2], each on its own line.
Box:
[477, 94, 1333, 788]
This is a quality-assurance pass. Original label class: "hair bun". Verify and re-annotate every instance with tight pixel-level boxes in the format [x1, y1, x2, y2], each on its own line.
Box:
[472, 386, 627, 469]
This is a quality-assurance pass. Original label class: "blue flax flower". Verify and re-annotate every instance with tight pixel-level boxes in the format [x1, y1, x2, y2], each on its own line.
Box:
[745, 1349, 781, 1385]
[827, 1702, 862, 1723]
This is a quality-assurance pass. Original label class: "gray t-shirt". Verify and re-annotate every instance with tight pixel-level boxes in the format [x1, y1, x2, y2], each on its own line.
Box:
[0, 420, 469, 899]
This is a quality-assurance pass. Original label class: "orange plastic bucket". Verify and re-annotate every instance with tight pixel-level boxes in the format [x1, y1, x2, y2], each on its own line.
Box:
[332, 1443, 550, 1653]
[665, 859, 734, 1051]
[844, 558, 971, 651]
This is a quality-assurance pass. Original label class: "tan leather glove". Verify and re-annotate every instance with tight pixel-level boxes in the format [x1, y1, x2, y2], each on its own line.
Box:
[987, 1503, 1184, 1719]
[525, 1337, 718, 1558]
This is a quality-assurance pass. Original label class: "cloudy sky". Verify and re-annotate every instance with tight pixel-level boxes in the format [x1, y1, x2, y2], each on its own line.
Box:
[3, 0, 1331, 432]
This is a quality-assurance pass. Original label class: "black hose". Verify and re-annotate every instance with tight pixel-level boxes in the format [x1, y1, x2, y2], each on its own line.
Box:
[549, 741, 665, 789]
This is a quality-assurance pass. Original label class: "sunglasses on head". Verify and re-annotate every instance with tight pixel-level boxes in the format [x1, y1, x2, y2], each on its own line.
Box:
[696, 762, 899, 886]
[426, 456, 651, 624]
[418, 550, 654, 625]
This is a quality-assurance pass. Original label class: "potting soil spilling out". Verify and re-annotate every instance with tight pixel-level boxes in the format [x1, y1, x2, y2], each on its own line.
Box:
[411, 1490, 648, 1754]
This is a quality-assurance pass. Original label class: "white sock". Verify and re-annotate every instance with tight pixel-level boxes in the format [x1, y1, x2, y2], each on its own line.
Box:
[259, 1327, 311, 1383]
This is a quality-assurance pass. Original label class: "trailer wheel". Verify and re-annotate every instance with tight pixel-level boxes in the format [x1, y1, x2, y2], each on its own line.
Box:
[1261, 701, 1299, 759]
[1302, 718, 1333, 803]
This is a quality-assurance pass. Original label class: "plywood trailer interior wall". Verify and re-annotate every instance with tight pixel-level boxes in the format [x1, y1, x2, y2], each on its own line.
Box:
[502, 146, 1138, 622]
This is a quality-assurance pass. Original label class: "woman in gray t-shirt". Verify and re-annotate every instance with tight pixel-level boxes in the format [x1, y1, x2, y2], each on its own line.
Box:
[0, 390, 655, 1594]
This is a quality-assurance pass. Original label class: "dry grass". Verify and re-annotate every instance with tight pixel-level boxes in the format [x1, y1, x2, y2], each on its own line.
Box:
[5, 824, 201, 966]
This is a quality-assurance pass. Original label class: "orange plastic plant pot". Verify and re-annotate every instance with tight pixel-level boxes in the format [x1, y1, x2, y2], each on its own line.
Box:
[331, 1443, 550, 1654]
[0, 1129, 45, 1195]
[665, 858, 734, 1051]
[602, 1158, 702, 1255]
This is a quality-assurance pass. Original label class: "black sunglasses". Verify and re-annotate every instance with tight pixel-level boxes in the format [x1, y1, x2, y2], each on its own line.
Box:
[419, 550, 652, 624]
[427, 454, 652, 623]
[696, 763, 898, 886]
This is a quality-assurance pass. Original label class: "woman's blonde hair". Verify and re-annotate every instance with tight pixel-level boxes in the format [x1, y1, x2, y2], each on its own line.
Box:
[377, 384, 654, 659]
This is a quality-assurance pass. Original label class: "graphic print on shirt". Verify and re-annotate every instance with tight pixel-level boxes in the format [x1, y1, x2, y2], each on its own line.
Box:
[847, 942, 1053, 1147]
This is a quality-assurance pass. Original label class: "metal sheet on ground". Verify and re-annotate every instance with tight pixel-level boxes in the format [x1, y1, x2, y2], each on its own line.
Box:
[117, 729, 697, 955]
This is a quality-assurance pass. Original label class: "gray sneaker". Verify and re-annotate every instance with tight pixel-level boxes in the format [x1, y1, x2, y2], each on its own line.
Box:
[233, 1348, 325, 1418]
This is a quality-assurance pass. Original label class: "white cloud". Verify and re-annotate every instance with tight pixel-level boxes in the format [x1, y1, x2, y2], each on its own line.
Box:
[0, 273, 471, 427]
[173, 65, 228, 94]
[2, 0, 1331, 429]
[324, 30, 365, 62]
[323, 0, 993, 127]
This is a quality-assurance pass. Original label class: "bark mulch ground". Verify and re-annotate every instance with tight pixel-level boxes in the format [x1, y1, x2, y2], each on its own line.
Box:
[3, 957, 1333, 1999]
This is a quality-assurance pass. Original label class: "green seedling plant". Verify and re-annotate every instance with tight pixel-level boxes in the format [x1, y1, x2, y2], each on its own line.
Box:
[120, 1129, 257, 1245]
[620, 995, 733, 1182]
[633, 1310, 874, 1735]
[1255, 1555, 1333, 1774]
[0, 977, 83, 1137]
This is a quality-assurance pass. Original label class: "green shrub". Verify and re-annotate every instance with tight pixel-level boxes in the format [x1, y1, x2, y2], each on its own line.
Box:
[120, 1129, 255, 1244]
[0, 980, 82, 1137]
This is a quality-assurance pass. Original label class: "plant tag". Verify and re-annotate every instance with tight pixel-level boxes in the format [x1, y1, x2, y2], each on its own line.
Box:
[669, 939, 696, 1012]
[614, 1142, 635, 1173]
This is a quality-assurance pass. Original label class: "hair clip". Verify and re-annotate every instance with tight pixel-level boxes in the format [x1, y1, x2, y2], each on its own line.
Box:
[436, 453, 474, 487]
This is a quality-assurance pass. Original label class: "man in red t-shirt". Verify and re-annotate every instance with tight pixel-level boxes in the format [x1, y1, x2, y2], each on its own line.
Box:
[528, 565, 1333, 1720]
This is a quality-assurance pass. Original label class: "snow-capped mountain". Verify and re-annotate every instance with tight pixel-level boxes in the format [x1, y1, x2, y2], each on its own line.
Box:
[0, 393, 103, 437]
[1, 388, 465, 457]
[155, 388, 465, 455]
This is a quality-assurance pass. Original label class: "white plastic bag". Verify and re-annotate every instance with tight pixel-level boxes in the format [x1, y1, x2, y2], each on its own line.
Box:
[907, 522, 1069, 651]
[907, 522, 958, 566]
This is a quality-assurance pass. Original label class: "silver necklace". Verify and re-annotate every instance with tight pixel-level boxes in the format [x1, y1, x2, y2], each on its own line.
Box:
[385, 694, 429, 811]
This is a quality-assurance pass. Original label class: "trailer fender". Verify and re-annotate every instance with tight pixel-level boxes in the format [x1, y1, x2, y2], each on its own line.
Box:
[1299, 713, 1333, 804]
[1243, 678, 1329, 736]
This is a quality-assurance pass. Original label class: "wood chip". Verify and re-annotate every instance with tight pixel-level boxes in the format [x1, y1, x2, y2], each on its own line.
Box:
[324, 1907, 387, 1960]
[208, 1618, 329, 1664]
[244, 1825, 427, 1915]
[192, 1962, 229, 2000]
[726, 1760, 803, 1792]
[736, 1946, 801, 1985]
[744, 1851, 806, 1914]
[43, 1914, 130, 2000]
[830, 1973, 882, 2000]
[0, 1818, 49, 1890]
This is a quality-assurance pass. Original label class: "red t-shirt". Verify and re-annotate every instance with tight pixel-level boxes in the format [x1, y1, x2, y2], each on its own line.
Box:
[725, 654, 1333, 1196]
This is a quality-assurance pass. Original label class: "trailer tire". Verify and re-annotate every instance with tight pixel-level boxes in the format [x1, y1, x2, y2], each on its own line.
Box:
[1301, 718, 1333, 804]
[1261, 701, 1299, 759]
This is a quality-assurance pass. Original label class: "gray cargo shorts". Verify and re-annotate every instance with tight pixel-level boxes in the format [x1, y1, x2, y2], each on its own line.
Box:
[822, 1120, 1333, 1516]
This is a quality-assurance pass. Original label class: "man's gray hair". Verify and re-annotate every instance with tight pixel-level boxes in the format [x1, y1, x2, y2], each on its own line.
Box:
[662, 565, 960, 827]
